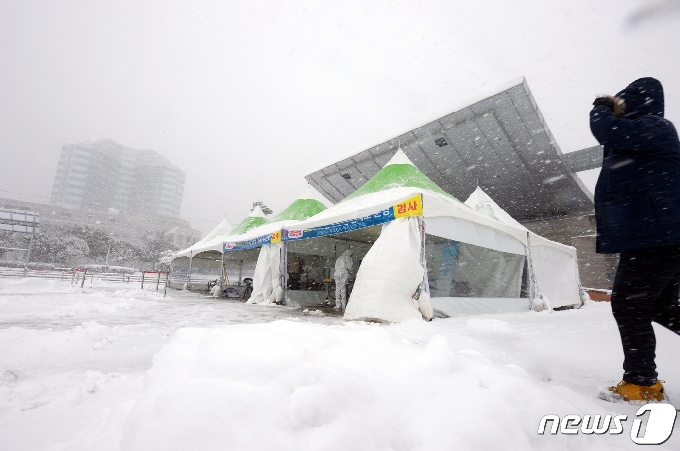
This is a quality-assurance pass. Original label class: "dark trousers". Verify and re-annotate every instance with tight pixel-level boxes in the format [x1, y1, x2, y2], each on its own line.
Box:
[611, 245, 680, 386]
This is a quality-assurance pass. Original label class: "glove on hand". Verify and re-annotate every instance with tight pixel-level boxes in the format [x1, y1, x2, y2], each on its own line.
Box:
[593, 97, 615, 110]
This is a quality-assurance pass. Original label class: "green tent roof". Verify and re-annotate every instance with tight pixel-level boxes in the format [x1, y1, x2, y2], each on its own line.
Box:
[229, 206, 269, 235]
[342, 149, 460, 203]
[272, 198, 326, 222]
[271, 186, 328, 222]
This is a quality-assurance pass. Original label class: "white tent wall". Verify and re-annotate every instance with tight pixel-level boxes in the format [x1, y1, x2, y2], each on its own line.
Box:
[528, 242, 581, 309]
[268, 242, 283, 304]
[246, 242, 283, 305]
[422, 191, 530, 248]
[246, 245, 274, 305]
[344, 217, 424, 322]
[424, 216, 525, 256]
[459, 187, 582, 310]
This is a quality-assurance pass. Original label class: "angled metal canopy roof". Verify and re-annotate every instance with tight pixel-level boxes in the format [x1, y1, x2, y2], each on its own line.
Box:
[305, 78, 601, 221]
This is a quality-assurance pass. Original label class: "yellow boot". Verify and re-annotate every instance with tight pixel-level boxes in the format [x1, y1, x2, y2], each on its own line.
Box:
[607, 380, 666, 403]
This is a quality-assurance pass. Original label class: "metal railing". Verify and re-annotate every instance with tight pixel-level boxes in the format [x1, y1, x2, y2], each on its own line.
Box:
[0, 267, 170, 295]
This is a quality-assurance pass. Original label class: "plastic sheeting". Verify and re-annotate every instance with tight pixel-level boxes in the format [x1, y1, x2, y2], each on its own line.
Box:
[530, 244, 581, 309]
[427, 240, 525, 299]
[344, 217, 424, 322]
[453, 243, 524, 298]
[246, 242, 283, 305]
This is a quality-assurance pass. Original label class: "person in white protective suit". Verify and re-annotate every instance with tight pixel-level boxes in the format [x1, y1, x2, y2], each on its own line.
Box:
[333, 249, 353, 310]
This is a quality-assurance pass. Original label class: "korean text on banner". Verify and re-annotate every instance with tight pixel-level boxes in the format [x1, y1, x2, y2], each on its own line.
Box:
[394, 195, 423, 218]
[282, 194, 423, 242]
[223, 233, 272, 251]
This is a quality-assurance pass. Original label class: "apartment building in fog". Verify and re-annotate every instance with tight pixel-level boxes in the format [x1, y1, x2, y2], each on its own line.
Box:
[50, 139, 185, 217]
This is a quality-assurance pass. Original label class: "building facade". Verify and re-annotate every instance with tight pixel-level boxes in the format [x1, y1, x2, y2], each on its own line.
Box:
[50, 139, 185, 217]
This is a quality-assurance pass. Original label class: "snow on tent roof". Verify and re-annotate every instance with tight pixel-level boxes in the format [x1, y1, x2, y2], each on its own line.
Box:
[229, 205, 269, 235]
[271, 185, 328, 222]
[195, 218, 234, 245]
[464, 187, 525, 229]
[341, 149, 460, 203]
[172, 218, 233, 257]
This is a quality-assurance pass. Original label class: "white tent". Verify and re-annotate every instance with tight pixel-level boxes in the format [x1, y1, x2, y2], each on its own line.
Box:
[169, 207, 269, 291]
[184, 218, 233, 254]
[173, 207, 268, 259]
[242, 149, 582, 321]
[170, 186, 330, 297]
[462, 186, 581, 313]
[239, 186, 330, 305]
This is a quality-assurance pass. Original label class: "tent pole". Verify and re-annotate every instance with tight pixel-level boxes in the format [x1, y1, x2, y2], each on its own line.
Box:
[526, 231, 536, 303]
[23, 223, 36, 278]
[420, 217, 430, 295]
[220, 251, 225, 288]
[283, 242, 288, 305]
[187, 251, 193, 291]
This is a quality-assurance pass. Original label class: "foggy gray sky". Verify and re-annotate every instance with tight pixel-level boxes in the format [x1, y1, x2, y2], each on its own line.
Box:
[1, 0, 680, 236]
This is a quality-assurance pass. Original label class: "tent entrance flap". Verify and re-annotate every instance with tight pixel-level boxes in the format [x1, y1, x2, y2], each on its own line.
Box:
[344, 217, 425, 323]
[247, 243, 283, 305]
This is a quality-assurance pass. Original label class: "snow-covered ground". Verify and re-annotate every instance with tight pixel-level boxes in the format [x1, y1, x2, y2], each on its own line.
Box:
[1, 278, 678, 450]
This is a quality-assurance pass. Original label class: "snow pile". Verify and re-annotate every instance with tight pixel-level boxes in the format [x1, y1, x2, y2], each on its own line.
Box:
[0, 281, 165, 328]
[119, 320, 622, 451]
[70, 321, 131, 349]
[0, 320, 141, 434]
[0, 321, 130, 372]
[466, 318, 512, 333]
[0, 277, 80, 295]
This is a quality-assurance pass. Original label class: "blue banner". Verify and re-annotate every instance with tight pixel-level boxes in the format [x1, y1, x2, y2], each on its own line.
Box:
[222, 194, 423, 251]
[223, 233, 273, 251]
[282, 207, 395, 241]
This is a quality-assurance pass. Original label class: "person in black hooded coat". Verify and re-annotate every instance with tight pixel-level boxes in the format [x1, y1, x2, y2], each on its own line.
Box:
[590, 77, 680, 402]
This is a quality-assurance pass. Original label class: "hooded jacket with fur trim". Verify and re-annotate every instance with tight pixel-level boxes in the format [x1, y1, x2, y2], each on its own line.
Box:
[590, 77, 680, 253]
